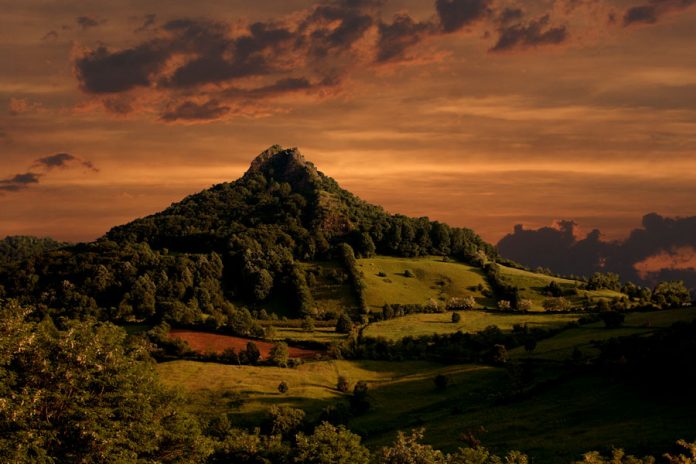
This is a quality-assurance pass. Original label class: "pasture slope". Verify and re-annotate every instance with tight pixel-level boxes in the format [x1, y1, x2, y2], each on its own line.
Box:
[357, 256, 493, 310]
[158, 307, 696, 463]
[497, 264, 625, 310]
[363, 310, 579, 341]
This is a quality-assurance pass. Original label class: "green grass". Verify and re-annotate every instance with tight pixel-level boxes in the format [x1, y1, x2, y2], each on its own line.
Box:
[510, 307, 696, 361]
[158, 308, 696, 462]
[497, 265, 625, 311]
[303, 261, 358, 314]
[357, 256, 494, 310]
[363, 310, 579, 341]
[157, 359, 486, 425]
[270, 326, 345, 343]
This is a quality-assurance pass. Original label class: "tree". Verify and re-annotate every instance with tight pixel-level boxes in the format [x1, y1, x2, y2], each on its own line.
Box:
[270, 341, 290, 367]
[378, 429, 446, 464]
[497, 300, 511, 311]
[245, 341, 261, 364]
[337, 375, 350, 393]
[451, 312, 461, 323]
[524, 338, 537, 354]
[350, 381, 371, 414]
[295, 422, 370, 464]
[278, 381, 289, 394]
[302, 316, 316, 332]
[434, 374, 450, 390]
[0, 300, 211, 463]
[517, 299, 533, 312]
[601, 311, 625, 329]
[653, 281, 691, 308]
[490, 344, 508, 365]
[336, 313, 353, 334]
[267, 405, 305, 437]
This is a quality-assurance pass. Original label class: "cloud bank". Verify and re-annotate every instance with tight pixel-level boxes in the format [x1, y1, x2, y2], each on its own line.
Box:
[497, 213, 696, 290]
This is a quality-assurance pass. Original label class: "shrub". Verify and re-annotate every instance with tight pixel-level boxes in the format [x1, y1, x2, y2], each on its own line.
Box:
[600, 311, 625, 328]
[337, 375, 350, 393]
[403, 269, 415, 278]
[278, 381, 289, 394]
[336, 313, 353, 334]
[302, 316, 316, 332]
[434, 374, 450, 389]
[270, 341, 289, 367]
[451, 312, 461, 323]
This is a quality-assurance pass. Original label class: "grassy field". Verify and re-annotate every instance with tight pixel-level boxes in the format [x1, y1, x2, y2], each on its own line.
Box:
[158, 307, 696, 462]
[357, 256, 494, 310]
[157, 359, 489, 425]
[498, 265, 625, 310]
[363, 310, 579, 341]
[302, 261, 357, 314]
[270, 326, 345, 343]
[510, 307, 696, 361]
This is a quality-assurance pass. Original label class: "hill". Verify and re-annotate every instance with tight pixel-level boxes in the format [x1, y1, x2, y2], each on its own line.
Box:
[0, 145, 497, 325]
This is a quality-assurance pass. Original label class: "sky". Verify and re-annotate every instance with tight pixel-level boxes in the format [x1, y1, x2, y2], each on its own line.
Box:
[1, 0, 695, 244]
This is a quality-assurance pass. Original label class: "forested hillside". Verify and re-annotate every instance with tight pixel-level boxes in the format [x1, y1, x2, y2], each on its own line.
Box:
[0, 146, 495, 325]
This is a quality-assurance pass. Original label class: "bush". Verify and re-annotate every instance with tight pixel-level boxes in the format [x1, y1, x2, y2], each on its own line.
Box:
[337, 375, 350, 393]
[267, 405, 305, 436]
[336, 313, 353, 334]
[600, 311, 625, 328]
[302, 316, 315, 332]
[350, 381, 371, 414]
[403, 269, 415, 278]
[451, 312, 461, 323]
[269, 341, 289, 367]
[434, 374, 450, 389]
[278, 381, 289, 393]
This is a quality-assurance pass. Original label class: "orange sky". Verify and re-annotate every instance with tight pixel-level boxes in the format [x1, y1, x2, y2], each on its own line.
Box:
[1, 0, 695, 243]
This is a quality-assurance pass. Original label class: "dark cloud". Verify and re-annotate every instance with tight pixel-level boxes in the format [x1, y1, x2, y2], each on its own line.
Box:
[376, 14, 436, 62]
[41, 30, 58, 41]
[102, 97, 134, 115]
[497, 213, 696, 290]
[303, 4, 374, 57]
[160, 100, 230, 122]
[624, 0, 696, 26]
[0, 173, 41, 192]
[160, 19, 294, 88]
[76, 16, 104, 30]
[0, 153, 99, 194]
[497, 7, 524, 25]
[435, 0, 493, 33]
[75, 42, 170, 93]
[33, 153, 98, 172]
[490, 14, 568, 52]
[135, 14, 157, 32]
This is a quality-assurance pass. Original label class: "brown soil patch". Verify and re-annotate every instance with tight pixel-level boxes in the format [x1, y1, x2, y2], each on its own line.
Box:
[169, 330, 319, 360]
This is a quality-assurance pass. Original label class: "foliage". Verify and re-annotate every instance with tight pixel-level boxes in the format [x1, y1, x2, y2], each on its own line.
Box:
[452, 312, 462, 323]
[270, 341, 290, 367]
[267, 405, 306, 437]
[336, 312, 353, 334]
[378, 429, 446, 464]
[0, 300, 211, 463]
[295, 422, 370, 464]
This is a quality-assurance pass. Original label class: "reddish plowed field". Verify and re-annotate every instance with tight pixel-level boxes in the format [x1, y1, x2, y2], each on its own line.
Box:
[169, 330, 319, 360]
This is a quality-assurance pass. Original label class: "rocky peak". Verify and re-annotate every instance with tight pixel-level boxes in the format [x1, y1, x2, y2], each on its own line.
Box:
[244, 145, 320, 190]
